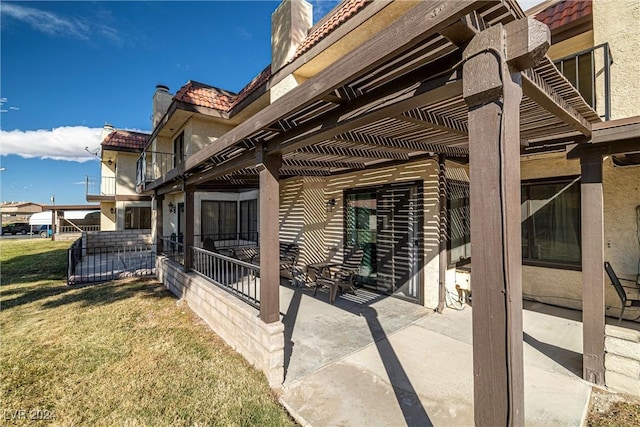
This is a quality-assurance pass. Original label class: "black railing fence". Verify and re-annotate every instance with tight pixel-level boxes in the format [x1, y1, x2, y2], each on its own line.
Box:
[191, 246, 260, 309]
[67, 238, 155, 286]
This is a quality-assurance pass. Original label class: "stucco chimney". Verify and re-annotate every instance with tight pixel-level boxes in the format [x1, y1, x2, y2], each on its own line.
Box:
[152, 84, 172, 129]
[271, 0, 312, 72]
[101, 123, 116, 141]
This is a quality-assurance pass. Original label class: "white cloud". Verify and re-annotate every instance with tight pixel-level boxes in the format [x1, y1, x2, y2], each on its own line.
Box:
[1, 3, 120, 42]
[0, 126, 103, 163]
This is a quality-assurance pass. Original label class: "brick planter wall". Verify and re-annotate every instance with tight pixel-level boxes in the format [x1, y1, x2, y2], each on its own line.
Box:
[605, 325, 640, 396]
[85, 230, 152, 248]
[156, 255, 284, 387]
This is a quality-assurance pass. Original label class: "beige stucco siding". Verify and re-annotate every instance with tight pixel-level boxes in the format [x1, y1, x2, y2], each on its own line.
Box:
[100, 203, 116, 231]
[185, 117, 234, 159]
[593, 0, 640, 120]
[115, 153, 139, 196]
[603, 157, 640, 279]
[520, 154, 640, 319]
[279, 160, 441, 308]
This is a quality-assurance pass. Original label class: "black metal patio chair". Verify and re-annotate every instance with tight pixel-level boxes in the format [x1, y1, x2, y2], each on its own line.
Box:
[604, 261, 640, 323]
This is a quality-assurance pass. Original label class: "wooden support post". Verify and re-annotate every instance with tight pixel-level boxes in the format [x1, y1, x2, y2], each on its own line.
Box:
[258, 146, 282, 324]
[580, 150, 605, 385]
[464, 25, 525, 427]
[183, 185, 195, 272]
[437, 154, 448, 314]
[154, 193, 164, 255]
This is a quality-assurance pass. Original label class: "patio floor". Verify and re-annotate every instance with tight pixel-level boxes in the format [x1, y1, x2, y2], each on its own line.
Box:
[279, 284, 610, 426]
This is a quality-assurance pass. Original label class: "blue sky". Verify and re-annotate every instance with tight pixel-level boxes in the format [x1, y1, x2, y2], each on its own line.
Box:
[0, 0, 340, 205]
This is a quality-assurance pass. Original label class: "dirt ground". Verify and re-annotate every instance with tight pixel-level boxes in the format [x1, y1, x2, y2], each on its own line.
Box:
[587, 387, 640, 426]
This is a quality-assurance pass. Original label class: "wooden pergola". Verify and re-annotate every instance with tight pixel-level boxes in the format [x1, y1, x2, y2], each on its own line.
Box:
[143, 1, 640, 424]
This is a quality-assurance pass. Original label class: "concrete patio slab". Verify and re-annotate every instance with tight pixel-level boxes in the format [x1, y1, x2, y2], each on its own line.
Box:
[280, 291, 594, 426]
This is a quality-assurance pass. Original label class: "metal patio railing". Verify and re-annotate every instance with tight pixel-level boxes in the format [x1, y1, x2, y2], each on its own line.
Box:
[86, 175, 116, 197]
[191, 246, 260, 309]
[67, 238, 155, 285]
[136, 151, 176, 188]
[158, 235, 184, 264]
[554, 43, 613, 121]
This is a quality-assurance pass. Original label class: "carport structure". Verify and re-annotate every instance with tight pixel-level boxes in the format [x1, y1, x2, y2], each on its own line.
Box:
[144, 1, 623, 424]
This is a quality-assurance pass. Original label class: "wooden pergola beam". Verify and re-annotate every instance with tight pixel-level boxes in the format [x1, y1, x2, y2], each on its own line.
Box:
[298, 144, 410, 160]
[338, 130, 469, 156]
[522, 70, 592, 138]
[397, 109, 468, 136]
[184, 0, 483, 170]
[277, 76, 464, 155]
[282, 158, 366, 170]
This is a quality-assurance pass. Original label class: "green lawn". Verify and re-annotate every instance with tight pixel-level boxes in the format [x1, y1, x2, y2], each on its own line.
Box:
[1, 239, 295, 426]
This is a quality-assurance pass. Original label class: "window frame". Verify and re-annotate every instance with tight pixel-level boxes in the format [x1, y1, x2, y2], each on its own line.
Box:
[124, 206, 151, 230]
[521, 175, 582, 271]
[173, 132, 184, 168]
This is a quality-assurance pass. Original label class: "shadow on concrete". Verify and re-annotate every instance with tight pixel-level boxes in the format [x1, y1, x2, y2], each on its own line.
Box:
[282, 283, 303, 381]
[523, 331, 583, 377]
[364, 308, 433, 427]
[282, 282, 432, 426]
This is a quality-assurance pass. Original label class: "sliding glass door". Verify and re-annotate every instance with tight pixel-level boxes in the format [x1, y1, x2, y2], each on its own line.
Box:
[345, 182, 423, 302]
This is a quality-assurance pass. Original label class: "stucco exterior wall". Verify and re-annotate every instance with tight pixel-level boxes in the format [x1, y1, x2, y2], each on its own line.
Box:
[115, 152, 139, 196]
[593, 0, 640, 120]
[185, 117, 234, 159]
[278, 160, 441, 308]
[520, 154, 640, 320]
[100, 203, 116, 231]
[162, 193, 184, 238]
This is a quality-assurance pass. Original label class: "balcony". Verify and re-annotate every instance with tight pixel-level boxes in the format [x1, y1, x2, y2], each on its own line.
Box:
[136, 151, 176, 192]
[554, 43, 613, 121]
[86, 176, 116, 201]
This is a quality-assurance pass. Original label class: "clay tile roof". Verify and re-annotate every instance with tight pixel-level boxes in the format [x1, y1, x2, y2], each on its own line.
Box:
[102, 130, 149, 151]
[292, 0, 369, 61]
[534, 0, 592, 31]
[174, 66, 271, 113]
[234, 65, 271, 107]
[174, 80, 237, 111]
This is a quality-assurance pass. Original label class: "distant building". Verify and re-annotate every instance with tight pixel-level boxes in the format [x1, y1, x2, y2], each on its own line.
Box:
[85, 124, 152, 231]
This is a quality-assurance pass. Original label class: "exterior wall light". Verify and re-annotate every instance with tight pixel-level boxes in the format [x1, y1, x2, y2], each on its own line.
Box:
[325, 198, 336, 212]
[110, 207, 116, 215]
[168, 202, 176, 213]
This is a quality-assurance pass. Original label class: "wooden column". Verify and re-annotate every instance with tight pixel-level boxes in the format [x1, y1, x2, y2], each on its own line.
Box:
[258, 145, 282, 324]
[154, 193, 164, 255]
[437, 154, 448, 313]
[464, 25, 525, 427]
[183, 185, 195, 272]
[580, 150, 605, 384]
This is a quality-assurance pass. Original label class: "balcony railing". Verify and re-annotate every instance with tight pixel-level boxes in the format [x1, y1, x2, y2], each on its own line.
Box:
[191, 246, 260, 309]
[86, 176, 116, 197]
[136, 151, 176, 190]
[554, 43, 613, 121]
